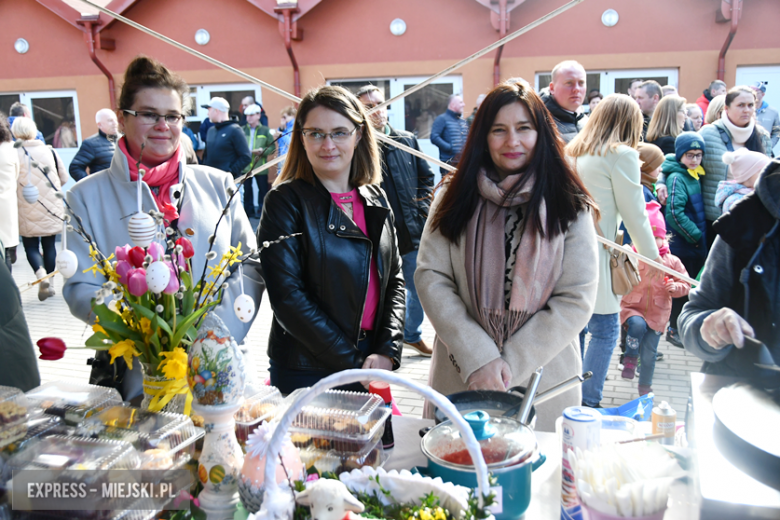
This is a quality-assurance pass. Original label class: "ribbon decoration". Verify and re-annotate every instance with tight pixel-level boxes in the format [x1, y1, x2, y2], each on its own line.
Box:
[145, 377, 193, 416]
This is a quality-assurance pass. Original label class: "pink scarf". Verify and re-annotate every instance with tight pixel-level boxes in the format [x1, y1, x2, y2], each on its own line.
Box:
[119, 137, 182, 211]
[464, 169, 565, 350]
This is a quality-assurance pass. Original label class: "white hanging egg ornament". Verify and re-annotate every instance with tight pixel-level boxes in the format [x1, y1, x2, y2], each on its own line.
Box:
[233, 294, 255, 323]
[22, 183, 39, 204]
[55, 250, 78, 278]
[146, 261, 171, 294]
[128, 212, 156, 248]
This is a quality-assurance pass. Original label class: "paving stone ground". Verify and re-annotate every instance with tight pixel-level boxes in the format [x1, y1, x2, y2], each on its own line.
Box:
[12, 236, 699, 417]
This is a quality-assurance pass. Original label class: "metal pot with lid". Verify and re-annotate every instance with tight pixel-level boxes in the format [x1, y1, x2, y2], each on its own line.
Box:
[419, 410, 546, 519]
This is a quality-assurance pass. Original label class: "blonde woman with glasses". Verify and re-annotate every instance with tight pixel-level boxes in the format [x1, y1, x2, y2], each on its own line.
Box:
[258, 86, 405, 394]
[566, 94, 661, 408]
[63, 56, 262, 399]
[646, 95, 687, 155]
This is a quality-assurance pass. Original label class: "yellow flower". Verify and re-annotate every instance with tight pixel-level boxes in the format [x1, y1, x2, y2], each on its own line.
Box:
[158, 347, 188, 380]
[88, 245, 100, 261]
[83, 263, 105, 278]
[139, 317, 153, 337]
[92, 318, 107, 336]
[222, 242, 243, 267]
[108, 339, 141, 370]
[434, 508, 446, 520]
[207, 264, 225, 279]
[419, 510, 433, 520]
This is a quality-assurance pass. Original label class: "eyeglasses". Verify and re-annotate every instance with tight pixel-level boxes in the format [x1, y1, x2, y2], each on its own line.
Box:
[301, 126, 359, 143]
[122, 109, 183, 126]
[683, 152, 703, 161]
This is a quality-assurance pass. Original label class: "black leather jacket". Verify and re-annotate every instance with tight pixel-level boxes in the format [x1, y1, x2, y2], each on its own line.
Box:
[257, 178, 405, 373]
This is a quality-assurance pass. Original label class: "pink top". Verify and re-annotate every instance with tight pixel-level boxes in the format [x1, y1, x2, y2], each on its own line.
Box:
[331, 189, 380, 331]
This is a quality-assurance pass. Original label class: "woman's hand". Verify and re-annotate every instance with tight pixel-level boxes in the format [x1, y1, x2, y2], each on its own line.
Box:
[701, 308, 755, 350]
[361, 354, 393, 388]
[656, 185, 668, 205]
[466, 358, 513, 392]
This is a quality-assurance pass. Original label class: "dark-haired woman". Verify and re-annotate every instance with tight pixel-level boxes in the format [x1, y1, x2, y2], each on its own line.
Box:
[416, 81, 599, 431]
[0, 114, 19, 273]
[258, 86, 404, 395]
[63, 56, 263, 399]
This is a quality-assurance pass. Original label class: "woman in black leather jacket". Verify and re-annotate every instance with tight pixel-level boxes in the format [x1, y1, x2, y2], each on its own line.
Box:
[257, 86, 405, 394]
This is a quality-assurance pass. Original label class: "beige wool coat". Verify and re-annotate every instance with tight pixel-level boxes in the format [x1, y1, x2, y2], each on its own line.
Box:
[415, 189, 599, 431]
[0, 141, 20, 248]
[16, 140, 68, 237]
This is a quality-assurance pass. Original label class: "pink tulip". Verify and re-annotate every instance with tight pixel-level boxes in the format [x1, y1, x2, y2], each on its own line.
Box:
[116, 260, 133, 286]
[127, 268, 148, 297]
[128, 247, 146, 268]
[148, 242, 164, 262]
[163, 264, 179, 294]
[115, 245, 131, 262]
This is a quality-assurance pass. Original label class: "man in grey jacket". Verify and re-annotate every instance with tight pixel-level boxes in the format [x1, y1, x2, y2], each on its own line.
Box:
[752, 82, 780, 149]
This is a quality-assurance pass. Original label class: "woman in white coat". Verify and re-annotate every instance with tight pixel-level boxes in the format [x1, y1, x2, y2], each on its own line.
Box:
[0, 114, 20, 273]
[12, 117, 68, 300]
[416, 81, 599, 431]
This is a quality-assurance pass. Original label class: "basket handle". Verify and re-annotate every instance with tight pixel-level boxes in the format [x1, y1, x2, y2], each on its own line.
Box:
[261, 369, 492, 509]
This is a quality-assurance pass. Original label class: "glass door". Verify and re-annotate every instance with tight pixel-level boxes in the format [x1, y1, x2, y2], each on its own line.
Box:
[188, 83, 264, 138]
[598, 69, 679, 96]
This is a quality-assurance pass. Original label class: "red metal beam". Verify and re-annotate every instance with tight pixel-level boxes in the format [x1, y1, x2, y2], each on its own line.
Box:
[717, 0, 742, 81]
[97, 0, 142, 32]
[34, 0, 83, 29]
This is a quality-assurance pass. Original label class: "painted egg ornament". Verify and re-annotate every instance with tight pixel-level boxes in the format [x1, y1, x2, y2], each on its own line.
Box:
[55, 249, 78, 278]
[145, 261, 171, 294]
[233, 294, 255, 323]
[22, 183, 39, 204]
[128, 212, 156, 248]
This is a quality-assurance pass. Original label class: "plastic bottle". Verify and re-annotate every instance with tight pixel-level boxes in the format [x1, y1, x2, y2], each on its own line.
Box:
[369, 381, 394, 449]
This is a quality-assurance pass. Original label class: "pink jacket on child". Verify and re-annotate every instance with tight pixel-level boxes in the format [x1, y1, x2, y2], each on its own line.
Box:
[620, 253, 691, 333]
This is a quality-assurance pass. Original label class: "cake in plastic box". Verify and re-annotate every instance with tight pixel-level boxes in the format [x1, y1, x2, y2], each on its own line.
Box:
[4, 435, 139, 473]
[0, 386, 29, 449]
[1, 415, 68, 460]
[234, 386, 282, 448]
[82, 406, 204, 470]
[287, 390, 390, 453]
[297, 436, 386, 474]
[25, 382, 122, 426]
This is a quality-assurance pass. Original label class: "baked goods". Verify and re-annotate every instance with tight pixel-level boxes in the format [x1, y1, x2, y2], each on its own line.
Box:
[140, 448, 174, 470]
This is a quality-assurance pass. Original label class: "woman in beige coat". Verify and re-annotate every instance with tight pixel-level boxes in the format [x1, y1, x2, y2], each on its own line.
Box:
[416, 81, 599, 431]
[566, 95, 661, 407]
[12, 117, 68, 300]
[0, 114, 20, 273]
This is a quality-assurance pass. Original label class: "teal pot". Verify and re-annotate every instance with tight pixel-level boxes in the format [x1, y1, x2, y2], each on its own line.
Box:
[420, 411, 546, 520]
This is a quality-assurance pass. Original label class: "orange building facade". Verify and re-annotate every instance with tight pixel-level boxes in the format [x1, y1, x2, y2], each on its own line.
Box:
[2, 0, 779, 168]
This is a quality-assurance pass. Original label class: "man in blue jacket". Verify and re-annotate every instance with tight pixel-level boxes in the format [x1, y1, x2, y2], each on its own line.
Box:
[202, 97, 251, 179]
[69, 108, 118, 181]
[431, 95, 468, 173]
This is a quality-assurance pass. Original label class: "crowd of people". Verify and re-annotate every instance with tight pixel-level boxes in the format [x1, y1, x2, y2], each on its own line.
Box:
[2, 54, 779, 416]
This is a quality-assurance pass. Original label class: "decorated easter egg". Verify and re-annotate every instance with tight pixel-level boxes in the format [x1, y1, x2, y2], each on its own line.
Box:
[55, 249, 78, 278]
[198, 464, 208, 484]
[128, 212, 156, 248]
[187, 313, 246, 405]
[22, 183, 39, 204]
[209, 464, 226, 484]
[233, 294, 256, 323]
[146, 261, 171, 294]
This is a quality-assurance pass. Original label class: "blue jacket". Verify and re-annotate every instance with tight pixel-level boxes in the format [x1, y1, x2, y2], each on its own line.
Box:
[203, 121, 252, 178]
[68, 130, 116, 181]
[430, 109, 468, 165]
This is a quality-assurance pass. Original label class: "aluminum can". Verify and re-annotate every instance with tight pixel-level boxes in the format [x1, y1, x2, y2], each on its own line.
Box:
[561, 407, 601, 520]
[652, 401, 677, 445]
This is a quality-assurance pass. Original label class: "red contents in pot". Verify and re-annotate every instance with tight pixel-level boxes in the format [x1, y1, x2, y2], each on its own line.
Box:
[440, 446, 507, 466]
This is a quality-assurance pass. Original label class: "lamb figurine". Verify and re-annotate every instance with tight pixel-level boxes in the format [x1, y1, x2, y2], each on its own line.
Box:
[295, 479, 366, 520]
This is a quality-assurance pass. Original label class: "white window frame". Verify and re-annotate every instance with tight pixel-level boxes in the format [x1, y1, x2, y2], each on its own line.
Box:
[188, 83, 264, 124]
[535, 68, 680, 96]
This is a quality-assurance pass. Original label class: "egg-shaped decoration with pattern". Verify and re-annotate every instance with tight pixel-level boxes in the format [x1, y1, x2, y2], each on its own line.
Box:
[233, 294, 255, 323]
[22, 183, 39, 204]
[55, 249, 79, 278]
[128, 212, 157, 248]
[187, 313, 246, 406]
[146, 261, 171, 294]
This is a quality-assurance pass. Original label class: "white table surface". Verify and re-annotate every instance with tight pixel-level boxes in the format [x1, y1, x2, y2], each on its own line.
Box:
[384, 415, 699, 519]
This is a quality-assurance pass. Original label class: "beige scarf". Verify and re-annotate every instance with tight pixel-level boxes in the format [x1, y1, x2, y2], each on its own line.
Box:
[465, 168, 565, 351]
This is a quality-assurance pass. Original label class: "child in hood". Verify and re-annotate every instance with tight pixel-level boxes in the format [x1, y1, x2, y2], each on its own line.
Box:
[715, 148, 772, 214]
[620, 201, 690, 395]
[662, 131, 707, 347]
